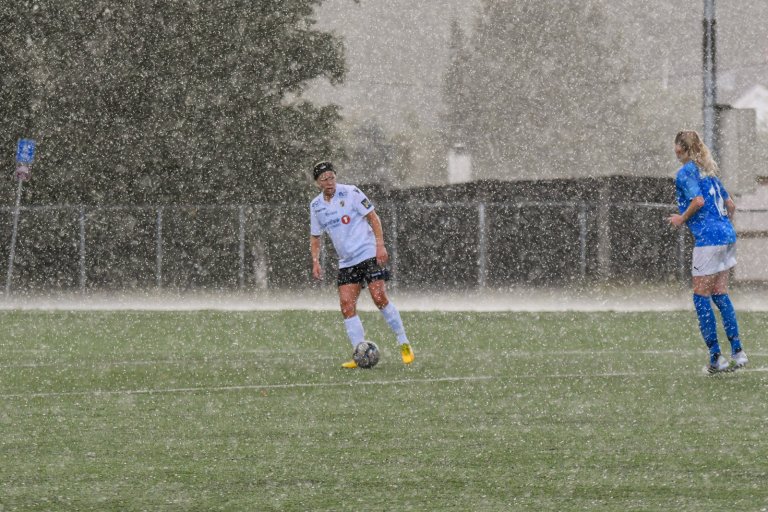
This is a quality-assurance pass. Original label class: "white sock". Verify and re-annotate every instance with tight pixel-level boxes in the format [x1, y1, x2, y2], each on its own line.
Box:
[380, 303, 409, 345]
[343, 315, 365, 347]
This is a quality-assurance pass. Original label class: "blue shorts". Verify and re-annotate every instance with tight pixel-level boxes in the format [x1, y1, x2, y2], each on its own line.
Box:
[337, 257, 390, 287]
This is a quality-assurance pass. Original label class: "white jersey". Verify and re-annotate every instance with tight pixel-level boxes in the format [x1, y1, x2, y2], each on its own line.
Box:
[310, 183, 376, 269]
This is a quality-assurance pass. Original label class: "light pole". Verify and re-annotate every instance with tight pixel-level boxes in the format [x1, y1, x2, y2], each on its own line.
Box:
[702, 0, 718, 154]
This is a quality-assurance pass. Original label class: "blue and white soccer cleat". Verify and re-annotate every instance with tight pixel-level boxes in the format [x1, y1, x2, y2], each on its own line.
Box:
[704, 354, 731, 375]
[731, 350, 748, 369]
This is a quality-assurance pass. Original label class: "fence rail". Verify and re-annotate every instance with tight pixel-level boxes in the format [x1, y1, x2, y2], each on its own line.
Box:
[1, 200, 693, 293]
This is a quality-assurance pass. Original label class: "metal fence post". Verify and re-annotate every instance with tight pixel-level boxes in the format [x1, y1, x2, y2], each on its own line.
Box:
[477, 202, 487, 288]
[596, 184, 612, 280]
[514, 205, 522, 278]
[156, 207, 164, 288]
[390, 206, 398, 288]
[578, 202, 588, 279]
[79, 206, 87, 291]
[238, 205, 245, 290]
[4, 180, 23, 295]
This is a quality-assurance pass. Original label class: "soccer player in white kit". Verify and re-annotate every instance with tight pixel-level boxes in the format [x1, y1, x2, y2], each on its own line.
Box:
[309, 161, 415, 368]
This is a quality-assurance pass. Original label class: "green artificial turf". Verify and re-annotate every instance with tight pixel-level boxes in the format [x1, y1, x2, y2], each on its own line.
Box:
[1, 310, 766, 511]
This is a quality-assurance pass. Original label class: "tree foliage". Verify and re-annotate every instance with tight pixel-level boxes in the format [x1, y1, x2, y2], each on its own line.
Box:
[443, 0, 644, 180]
[443, 19, 474, 148]
[0, 1, 346, 205]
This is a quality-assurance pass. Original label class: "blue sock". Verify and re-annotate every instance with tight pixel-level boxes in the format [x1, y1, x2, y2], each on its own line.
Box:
[693, 294, 721, 363]
[343, 315, 365, 348]
[711, 294, 742, 354]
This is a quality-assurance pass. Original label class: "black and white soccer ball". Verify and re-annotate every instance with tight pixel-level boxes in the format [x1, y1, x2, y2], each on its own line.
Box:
[353, 341, 380, 369]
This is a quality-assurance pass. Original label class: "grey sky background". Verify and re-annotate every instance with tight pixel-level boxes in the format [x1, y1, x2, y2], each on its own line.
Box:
[306, 0, 768, 137]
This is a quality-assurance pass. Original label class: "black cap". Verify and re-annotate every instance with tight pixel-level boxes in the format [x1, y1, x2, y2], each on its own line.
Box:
[312, 161, 335, 180]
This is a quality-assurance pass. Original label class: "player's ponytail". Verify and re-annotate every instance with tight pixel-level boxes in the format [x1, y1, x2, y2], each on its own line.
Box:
[675, 130, 719, 177]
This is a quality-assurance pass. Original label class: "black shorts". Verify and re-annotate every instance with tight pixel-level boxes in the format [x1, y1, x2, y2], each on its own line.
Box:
[337, 257, 391, 288]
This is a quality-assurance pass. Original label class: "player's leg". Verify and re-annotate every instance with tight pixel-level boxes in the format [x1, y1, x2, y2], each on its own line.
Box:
[710, 266, 747, 367]
[691, 247, 730, 373]
[338, 275, 365, 368]
[339, 282, 362, 320]
[340, 283, 364, 341]
[364, 257, 414, 364]
[692, 272, 728, 372]
[367, 278, 414, 364]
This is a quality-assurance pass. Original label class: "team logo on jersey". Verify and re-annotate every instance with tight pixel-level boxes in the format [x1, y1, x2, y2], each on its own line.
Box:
[341, 215, 351, 225]
[361, 198, 371, 209]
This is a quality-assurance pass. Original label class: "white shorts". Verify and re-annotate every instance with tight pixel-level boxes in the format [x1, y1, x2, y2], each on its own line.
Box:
[691, 243, 737, 277]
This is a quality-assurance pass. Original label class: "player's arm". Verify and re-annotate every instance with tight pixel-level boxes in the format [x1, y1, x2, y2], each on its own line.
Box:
[720, 180, 736, 219]
[669, 170, 704, 227]
[310, 234, 323, 279]
[725, 197, 736, 219]
[365, 211, 389, 265]
[668, 196, 704, 227]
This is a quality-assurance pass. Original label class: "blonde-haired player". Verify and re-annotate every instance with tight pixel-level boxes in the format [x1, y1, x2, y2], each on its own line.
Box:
[667, 130, 747, 373]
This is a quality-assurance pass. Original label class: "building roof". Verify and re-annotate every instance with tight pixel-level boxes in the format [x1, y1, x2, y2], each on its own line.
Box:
[733, 84, 768, 132]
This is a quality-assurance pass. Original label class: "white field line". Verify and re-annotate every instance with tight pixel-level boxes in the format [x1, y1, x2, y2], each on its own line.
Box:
[2, 367, 766, 400]
[0, 376, 494, 399]
[3, 350, 767, 370]
[0, 355, 337, 369]
[6, 348, 768, 369]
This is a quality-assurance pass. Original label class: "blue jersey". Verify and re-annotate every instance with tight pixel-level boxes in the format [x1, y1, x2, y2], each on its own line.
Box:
[675, 161, 736, 247]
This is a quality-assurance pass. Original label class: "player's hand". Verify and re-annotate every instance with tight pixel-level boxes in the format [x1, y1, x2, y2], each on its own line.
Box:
[312, 262, 323, 280]
[667, 214, 685, 227]
[376, 245, 389, 266]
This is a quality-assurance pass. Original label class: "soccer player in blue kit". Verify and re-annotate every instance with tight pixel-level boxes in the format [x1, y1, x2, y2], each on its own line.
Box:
[309, 161, 415, 368]
[667, 130, 748, 373]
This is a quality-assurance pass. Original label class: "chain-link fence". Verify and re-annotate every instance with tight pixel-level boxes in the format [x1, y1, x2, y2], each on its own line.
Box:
[1, 201, 691, 293]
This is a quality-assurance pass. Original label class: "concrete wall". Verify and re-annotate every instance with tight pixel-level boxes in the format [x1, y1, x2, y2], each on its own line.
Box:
[734, 180, 768, 281]
[718, 107, 759, 196]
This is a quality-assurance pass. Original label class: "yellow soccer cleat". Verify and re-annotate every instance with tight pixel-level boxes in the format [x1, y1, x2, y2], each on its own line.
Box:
[400, 343, 415, 365]
[341, 360, 358, 369]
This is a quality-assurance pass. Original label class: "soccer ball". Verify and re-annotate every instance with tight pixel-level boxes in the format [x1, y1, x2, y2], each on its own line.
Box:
[353, 341, 380, 369]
